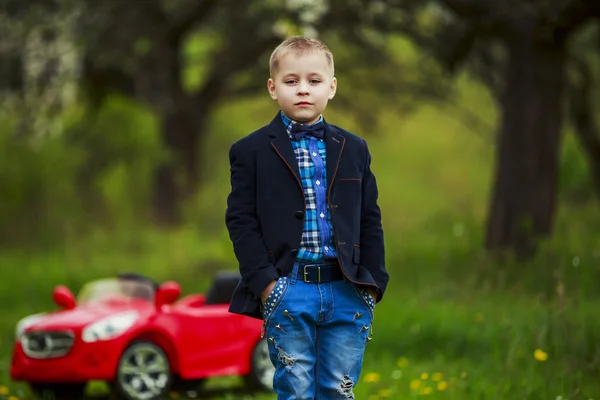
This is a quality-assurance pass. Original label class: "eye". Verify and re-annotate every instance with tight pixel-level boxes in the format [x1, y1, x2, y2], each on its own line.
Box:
[285, 80, 297, 85]
[310, 79, 321, 84]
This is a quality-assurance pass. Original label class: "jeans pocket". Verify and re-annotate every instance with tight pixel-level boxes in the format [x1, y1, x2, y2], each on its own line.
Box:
[352, 285, 375, 317]
[262, 277, 289, 324]
[360, 289, 376, 312]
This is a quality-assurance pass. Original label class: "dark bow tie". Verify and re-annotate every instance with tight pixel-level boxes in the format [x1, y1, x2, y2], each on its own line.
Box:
[291, 122, 325, 141]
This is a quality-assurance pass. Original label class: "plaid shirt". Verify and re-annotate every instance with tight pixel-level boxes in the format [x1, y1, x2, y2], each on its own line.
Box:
[280, 111, 338, 263]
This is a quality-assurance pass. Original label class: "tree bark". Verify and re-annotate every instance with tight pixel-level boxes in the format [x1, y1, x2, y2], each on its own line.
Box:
[0, 51, 23, 91]
[151, 99, 208, 225]
[134, 40, 210, 226]
[485, 33, 567, 258]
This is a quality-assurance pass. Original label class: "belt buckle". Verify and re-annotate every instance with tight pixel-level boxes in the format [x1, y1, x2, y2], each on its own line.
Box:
[303, 265, 321, 283]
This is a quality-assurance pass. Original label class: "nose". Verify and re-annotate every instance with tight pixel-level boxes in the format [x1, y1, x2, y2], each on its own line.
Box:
[296, 80, 309, 95]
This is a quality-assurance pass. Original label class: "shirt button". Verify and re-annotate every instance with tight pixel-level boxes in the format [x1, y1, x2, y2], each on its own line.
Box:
[312, 152, 317, 156]
[324, 246, 329, 251]
[316, 180, 321, 186]
[320, 213, 324, 218]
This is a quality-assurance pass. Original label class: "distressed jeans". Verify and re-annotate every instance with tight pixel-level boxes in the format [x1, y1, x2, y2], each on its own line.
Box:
[262, 264, 375, 400]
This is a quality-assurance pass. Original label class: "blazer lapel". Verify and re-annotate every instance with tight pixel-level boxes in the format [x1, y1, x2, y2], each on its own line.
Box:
[325, 123, 345, 193]
[268, 115, 302, 188]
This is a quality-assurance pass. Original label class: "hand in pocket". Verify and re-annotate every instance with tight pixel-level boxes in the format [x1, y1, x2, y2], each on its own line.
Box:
[261, 280, 278, 304]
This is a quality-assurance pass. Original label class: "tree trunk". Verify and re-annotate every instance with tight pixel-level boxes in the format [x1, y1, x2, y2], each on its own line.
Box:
[151, 100, 208, 225]
[0, 51, 23, 91]
[485, 34, 566, 258]
[134, 42, 209, 226]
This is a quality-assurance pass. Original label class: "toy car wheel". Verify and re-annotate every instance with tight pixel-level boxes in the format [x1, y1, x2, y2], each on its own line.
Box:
[28, 382, 86, 400]
[243, 337, 274, 392]
[114, 341, 172, 400]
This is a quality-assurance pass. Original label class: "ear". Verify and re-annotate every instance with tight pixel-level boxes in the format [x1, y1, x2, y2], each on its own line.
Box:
[267, 78, 278, 100]
[328, 77, 337, 100]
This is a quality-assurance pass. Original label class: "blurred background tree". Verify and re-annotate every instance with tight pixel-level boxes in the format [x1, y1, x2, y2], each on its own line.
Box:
[370, 0, 600, 257]
[76, 0, 447, 225]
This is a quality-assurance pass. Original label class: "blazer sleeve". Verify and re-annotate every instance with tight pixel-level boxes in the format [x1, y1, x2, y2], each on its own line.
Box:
[225, 141, 279, 300]
[360, 138, 389, 301]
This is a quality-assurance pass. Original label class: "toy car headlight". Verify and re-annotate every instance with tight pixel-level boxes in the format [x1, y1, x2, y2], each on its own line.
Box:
[81, 311, 139, 343]
[15, 313, 46, 340]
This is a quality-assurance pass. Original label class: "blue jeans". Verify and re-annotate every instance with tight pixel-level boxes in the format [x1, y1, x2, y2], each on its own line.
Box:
[262, 265, 375, 399]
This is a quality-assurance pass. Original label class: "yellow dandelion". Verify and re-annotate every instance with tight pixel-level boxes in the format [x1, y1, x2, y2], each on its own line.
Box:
[432, 372, 443, 381]
[379, 388, 392, 398]
[534, 349, 548, 361]
[364, 372, 381, 383]
[368, 395, 380, 400]
[168, 391, 180, 398]
[0, 387, 9, 395]
[8, 396, 19, 400]
[410, 380, 422, 390]
[437, 381, 449, 391]
[421, 372, 429, 380]
[397, 357, 409, 368]
[421, 387, 433, 395]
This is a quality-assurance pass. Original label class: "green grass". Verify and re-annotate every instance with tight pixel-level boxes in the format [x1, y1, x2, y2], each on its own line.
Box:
[2, 216, 598, 400]
[1, 73, 599, 400]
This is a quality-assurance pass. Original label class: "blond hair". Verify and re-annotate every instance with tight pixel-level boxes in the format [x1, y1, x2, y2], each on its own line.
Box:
[269, 36, 334, 77]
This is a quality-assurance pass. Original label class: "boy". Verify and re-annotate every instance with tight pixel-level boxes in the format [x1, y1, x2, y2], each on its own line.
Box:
[225, 36, 389, 399]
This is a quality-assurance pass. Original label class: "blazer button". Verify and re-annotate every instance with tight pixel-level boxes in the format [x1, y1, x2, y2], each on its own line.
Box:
[295, 210, 304, 219]
[291, 249, 298, 256]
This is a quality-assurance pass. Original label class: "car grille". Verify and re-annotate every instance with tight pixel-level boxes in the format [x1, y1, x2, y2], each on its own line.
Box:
[21, 330, 75, 359]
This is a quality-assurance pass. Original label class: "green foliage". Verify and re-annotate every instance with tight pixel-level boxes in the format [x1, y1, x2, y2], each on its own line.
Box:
[62, 95, 164, 227]
[559, 131, 596, 203]
[0, 96, 164, 247]
[0, 111, 85, 247]
[182, 30, 224, 93]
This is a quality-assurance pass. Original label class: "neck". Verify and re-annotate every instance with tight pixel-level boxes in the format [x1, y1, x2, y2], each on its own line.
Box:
[281, 111, 323, 126]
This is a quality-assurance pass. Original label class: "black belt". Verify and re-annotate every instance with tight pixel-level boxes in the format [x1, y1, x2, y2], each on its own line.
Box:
[295, 263, 344, 283]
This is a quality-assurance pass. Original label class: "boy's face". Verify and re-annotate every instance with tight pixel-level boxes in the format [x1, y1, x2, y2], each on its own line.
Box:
[268, 51, 337, 125]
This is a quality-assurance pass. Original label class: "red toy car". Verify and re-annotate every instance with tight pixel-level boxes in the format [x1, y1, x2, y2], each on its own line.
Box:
[10, 272, 274, 400]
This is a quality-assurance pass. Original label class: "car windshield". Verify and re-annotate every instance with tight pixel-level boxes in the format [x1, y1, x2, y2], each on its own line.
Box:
[77, 278, 155, 304]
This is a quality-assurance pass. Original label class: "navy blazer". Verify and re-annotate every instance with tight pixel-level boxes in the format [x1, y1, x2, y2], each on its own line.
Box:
[225, 114, 389, 319]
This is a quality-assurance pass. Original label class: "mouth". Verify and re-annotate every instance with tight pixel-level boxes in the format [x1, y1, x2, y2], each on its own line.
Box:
[295, 102, 312, 106]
